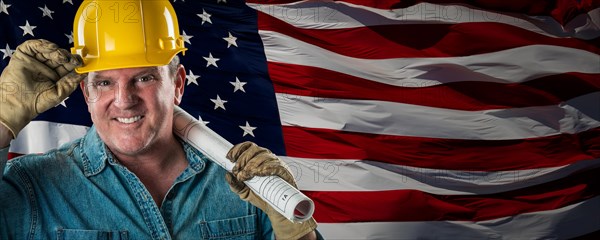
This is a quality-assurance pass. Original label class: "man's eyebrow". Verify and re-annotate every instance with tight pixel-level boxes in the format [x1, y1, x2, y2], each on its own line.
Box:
[88, 74, 111, 82]
[132, 68, 160, 79]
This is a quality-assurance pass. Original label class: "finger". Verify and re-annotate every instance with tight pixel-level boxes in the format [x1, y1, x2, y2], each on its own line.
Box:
[24, 41, 79, 78]
[227, 141, 255, 163]
[16, 39, 59, 58]
[66, 54, 84, 71]
[225, 172, 246, 193]
[11, 53, 59, 81]
[55, 55, 84, 78]
[35, 72, 86, 113]
[56, 72, 87, 96]
[237, 145, 272, 166]
[231, 147, 272, 177]
[235, 153, 280, 181]
[38, 52, 71, 78]
[43, 51, 82, 78]
[240, 158, 284, 178]
[38, 48, 71, 68]
[12, 40, 74, 80]
[229, 142, 258, 173]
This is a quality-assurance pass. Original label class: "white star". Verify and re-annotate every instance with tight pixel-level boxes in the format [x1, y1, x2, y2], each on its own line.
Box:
[240, 121, 257, 137]
[19, 20, 37, 37]
[56, 97, 69, 108]
[217, 0, 227, 3]
[63, 0, 73, 5]
[65, 31, 74, 44]
[186, 70, 200, 85]
[197, 9, 212, 25]
[210, 95, 227, 110]
[181, 30, 193, 45]
[230, 77, 247, 93]
[203, 53, 219, 68]
[0, 0, 10, 15]
[39, 5, 54, 19]
[1, 43, 14, 59]
[223, 32, 238, 48]
[198, 115, 209, 125]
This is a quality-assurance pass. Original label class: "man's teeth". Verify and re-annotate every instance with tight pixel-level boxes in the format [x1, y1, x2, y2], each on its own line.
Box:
[116, 116, 141, 124]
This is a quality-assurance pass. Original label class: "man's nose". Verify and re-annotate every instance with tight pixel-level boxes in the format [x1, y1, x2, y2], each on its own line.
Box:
[113, 83, 138, 108]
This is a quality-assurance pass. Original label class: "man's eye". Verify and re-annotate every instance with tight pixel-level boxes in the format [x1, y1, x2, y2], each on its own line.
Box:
[94, 80, 111, 87]
[137, 75, 156, 82]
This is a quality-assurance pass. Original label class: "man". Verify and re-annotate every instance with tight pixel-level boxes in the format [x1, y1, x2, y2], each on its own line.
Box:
[0, 0, 318, 239]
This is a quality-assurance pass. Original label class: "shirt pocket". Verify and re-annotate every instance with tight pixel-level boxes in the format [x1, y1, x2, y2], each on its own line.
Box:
[199, 214, 258, 240]
[56, 228, 129, 240]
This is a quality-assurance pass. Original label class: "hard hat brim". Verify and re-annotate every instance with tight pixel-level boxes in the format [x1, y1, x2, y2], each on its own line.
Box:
[74, 48, 186, 74]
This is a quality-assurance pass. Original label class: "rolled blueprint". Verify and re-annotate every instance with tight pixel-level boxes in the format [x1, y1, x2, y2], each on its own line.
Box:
[173, 106, 315, 222]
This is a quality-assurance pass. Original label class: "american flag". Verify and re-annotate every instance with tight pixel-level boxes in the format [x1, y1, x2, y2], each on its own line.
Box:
[2, 0, 599, 239]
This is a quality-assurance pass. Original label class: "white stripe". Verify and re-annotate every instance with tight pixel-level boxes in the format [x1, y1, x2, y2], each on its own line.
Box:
[277, 94, 600, 140]
[249, 2, 600, 39]
[316, 196, 600, 239]
[10, 121, 89, 154]
[260, 31, 600, 87]
[282, 156, 600, 195]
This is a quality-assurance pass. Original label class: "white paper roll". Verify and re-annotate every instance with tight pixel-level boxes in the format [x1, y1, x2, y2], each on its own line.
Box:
[173, 106, 315, 222]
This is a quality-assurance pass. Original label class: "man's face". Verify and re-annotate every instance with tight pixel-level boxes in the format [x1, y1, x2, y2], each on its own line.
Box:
[82, 65, 185, 157]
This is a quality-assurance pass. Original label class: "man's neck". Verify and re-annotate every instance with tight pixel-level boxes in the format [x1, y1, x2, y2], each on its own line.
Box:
[112, 137, 188, 207]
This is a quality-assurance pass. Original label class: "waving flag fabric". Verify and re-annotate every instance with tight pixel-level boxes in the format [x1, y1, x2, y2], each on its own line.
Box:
[1, 0, 599, 239]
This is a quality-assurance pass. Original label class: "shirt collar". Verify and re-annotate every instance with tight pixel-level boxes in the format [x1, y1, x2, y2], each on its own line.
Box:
[80, 126, 207, 177]
[80, 126, 109, 177]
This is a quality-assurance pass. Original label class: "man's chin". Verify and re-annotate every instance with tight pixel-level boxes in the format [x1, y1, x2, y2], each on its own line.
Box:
[106, 139, 150, 157]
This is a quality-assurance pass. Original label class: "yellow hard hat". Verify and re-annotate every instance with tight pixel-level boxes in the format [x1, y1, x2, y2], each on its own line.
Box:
[71, 0, 187, 73]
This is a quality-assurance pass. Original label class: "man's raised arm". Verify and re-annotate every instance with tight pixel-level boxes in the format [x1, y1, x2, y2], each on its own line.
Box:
[0, 39, 85, 173]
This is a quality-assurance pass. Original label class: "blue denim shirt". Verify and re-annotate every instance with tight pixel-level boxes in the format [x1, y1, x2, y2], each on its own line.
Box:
[0, 126, 273, 240]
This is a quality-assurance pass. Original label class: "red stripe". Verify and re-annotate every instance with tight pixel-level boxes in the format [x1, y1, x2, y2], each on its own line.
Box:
[282, 127, 600, 171]
[524, 73, 600, 102]
[548, 0, 600, 25]
[249, 0, 600, 25]
[7, 152, 23, 160]
[305, 167, 600, 223]
[258, 11, 600, 58]
[271, 62, 600, 110]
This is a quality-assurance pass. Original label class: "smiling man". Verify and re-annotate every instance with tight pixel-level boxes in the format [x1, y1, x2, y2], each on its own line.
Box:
[0, 0, 317, 239]
[82, 63, 188, 207]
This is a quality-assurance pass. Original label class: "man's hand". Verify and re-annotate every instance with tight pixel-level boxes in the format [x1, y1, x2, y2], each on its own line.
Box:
[226, 141, 318, 240]
[0, 39, 85, 138]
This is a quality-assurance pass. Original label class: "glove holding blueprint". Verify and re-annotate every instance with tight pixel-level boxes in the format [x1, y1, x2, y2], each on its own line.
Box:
[225, 141, 318, 239]
[172, 106, 315, 224]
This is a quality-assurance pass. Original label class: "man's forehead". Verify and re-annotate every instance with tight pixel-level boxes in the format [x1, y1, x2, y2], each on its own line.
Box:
[88, 66, 166, 79]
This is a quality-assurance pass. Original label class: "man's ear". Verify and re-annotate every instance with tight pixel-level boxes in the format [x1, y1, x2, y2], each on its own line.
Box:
[80, 80, 88, 101]
[174, 64, 186, 105]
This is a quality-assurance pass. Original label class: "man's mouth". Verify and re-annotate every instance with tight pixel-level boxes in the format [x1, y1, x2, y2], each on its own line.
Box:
[116, 116, 143, 124]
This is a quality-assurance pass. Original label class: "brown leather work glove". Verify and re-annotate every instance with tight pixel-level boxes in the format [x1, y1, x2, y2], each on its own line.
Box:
[0, 39, 85, 138]
[226, 141, 317, 240]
